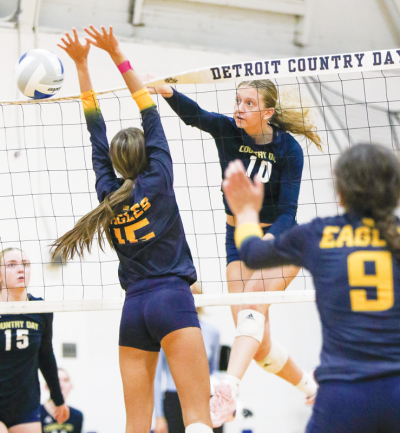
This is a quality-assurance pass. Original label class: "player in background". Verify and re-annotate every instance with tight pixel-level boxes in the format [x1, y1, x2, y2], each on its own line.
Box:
[41, 368, 83, 433]
[223, 143, 400, 433]
[0, 248, 69, 433]
[149, 81, 320, 425]
[154, 284, 221, 433]
[52, 27, 213, 433]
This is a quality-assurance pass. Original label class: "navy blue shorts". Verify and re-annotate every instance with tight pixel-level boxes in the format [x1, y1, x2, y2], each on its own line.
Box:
[307, 376, 400, 433]
[119, 277, 200, 352]
[0, 405, 40, 428]
[225, 223, 271, 266]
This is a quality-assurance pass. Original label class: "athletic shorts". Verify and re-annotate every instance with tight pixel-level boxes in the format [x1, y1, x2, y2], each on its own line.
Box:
[119, 277, 200, 352]
[307, 375, 400, 433]
[225, 223, 271, 266]
[0, 405, 40, 429]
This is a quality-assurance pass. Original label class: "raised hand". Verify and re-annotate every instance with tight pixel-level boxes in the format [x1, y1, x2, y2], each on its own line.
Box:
[222, 160, 264, 218]
[58, 28, 90, 64]
[84, 25, 120, 59]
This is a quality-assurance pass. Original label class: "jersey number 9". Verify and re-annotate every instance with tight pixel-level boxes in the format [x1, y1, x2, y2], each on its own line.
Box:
[348, 251, 394, 312]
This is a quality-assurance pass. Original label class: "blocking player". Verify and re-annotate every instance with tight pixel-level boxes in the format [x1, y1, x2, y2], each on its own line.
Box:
[223, 143, 400, 433]
[52, 26, 212, 433]
[150, 81, 321, 425]
[0, 248, 69, 432]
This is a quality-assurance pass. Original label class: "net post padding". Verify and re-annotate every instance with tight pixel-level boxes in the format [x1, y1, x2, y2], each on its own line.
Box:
[0, 291, 316, 314]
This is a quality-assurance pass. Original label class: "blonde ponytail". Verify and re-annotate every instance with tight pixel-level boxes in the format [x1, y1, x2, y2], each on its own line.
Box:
[239, 80, 323, 151]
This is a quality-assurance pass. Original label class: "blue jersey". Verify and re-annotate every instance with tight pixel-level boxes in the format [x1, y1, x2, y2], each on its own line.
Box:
[0, 295, 63, 415]
[41, 405, 83, 433]
[83, 92, 196, 293]
[165, 89, 304, 237]
[240, 213, 400, 382]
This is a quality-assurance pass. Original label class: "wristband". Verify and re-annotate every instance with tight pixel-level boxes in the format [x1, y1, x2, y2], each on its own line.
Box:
[234, 222, 263, 249]
[117, 60, 133, 74]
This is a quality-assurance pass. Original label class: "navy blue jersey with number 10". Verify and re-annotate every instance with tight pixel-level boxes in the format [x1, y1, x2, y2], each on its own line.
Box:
[165, 89, 304, 238]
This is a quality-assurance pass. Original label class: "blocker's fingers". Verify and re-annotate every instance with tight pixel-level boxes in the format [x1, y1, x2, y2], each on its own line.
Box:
[65, 32, 73, 43]
[72, 28, 79, 42]
[57, 44, 67, 52]
[89, 24, 102, 36]
[100, 25, 107, 35]
[109, 25, 114, 36]
[85, 37, 98, 47]
[83, 26, 97, 38]
[60, 37, 69, 47]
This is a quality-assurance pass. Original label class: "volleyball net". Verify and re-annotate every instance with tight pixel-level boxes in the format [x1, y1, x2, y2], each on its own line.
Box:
[1, 48, 400, 313]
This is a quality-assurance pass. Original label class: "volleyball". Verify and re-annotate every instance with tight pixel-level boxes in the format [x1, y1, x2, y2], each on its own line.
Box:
[15, 49, 64, 99]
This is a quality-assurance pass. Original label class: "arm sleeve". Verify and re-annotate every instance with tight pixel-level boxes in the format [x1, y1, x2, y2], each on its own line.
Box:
[81, 90, 121, 203]
[38, 314, 64, 407]
[268, 142, 304, 238]
[238, 223, 311, 269]
[133, 89, 174, 194]
[153, 350, 165, 418]
[209, 329, 220, 375]
[164, 88, 231, 137]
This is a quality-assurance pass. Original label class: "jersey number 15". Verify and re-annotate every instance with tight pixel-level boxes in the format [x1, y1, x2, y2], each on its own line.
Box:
[4, 329, 29, 351]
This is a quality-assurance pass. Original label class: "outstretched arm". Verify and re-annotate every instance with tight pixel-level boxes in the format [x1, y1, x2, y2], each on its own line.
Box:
[84, 25, 149, 98]
[58, 29, 119, 202]
[84, 26, 175, 192]
[58, 28, 92, 93]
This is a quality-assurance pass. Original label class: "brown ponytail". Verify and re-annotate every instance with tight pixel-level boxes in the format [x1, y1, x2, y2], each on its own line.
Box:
[51, 127, 147, 261]
[335, 143, 400, 261]
[238, 80, 323, 151]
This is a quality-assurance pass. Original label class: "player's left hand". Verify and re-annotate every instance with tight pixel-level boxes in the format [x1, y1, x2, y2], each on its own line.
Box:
[54, 403, 70, 424]
[222, 160, 264, 217]
[84, 25, 120, 57]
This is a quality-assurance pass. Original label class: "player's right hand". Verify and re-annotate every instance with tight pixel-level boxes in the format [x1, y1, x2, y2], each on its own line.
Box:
[58, 28, 90, 65]
[53, 403, 70, 424]
[222, 159, 264, 216]
[154, 416, 168, 433]
[148, 85, 173, 98]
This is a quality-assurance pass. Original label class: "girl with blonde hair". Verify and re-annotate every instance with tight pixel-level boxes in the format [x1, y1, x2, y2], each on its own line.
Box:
[151, 80, 322, 426]
[0, 248, 69, 432]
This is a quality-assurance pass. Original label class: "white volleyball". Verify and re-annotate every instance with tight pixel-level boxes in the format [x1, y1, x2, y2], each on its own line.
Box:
[15, 49, 64, 99]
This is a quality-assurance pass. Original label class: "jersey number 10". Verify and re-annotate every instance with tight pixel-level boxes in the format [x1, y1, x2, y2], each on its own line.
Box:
[246, 155, 272, 183]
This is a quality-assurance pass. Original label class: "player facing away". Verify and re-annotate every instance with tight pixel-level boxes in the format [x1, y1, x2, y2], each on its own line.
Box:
[41, 368, 83, 433]
[149, 81, 321, 425]
[0, 248, 69, 433]
[52, 27, 213, 433]
[223, 143, 400, 433]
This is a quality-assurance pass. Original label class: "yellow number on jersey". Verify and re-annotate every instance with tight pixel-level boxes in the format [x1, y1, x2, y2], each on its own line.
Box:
[348, 251, 394, 312]
[113, 219, 155, 244]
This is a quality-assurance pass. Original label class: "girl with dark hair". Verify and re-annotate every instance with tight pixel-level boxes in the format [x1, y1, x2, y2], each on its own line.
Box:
[0, 248, 69, 433]
[150, 80, 321, 426]
[223, 143, 400, 433]
[53, 27, 212, 433]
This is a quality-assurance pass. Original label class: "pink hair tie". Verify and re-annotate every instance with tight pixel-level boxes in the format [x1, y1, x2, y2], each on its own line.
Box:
[117, 60, 133, 74]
